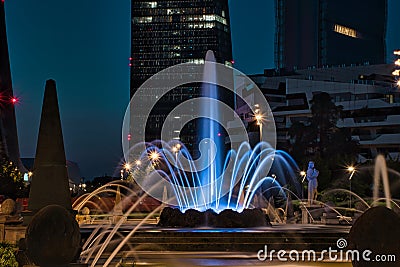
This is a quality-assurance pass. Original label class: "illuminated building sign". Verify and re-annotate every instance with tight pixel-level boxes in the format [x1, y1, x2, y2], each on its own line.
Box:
[334, 24, 358, 38]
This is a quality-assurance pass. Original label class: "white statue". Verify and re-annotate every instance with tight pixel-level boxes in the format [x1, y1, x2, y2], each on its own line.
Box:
[306, 161, 319, 205]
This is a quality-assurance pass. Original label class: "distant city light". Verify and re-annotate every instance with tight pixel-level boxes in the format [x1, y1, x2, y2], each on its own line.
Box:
[394, 50, 400, 56]
[135, 160, 141, 166]
[395, 59, 400, 66]
[127, 134, 131, 141]
[397, 80, 400, 87]
[217, 132, 222, 137]
[393, 70, 400, 76]
[11, 97, 18, 104]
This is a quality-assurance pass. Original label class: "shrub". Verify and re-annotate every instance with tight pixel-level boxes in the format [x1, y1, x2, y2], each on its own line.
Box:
[0, 242, 18, 267]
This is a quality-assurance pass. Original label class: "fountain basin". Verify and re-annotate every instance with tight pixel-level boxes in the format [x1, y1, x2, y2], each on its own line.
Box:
[157, 207, 271, 228]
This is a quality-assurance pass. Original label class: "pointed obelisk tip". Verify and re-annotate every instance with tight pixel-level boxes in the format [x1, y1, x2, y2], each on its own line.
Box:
[45, 79, 56, 88]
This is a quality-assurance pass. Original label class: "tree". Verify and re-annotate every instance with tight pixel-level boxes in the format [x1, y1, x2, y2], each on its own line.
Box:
[0, 242, 18, 267]
[0, 159, 26, 199]
[288, 92, 358, 191]
[310, 92, 344, 157]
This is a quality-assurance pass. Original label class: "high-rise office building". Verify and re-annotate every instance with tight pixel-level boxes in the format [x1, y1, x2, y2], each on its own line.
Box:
[0, 1, 23, 168]
[275, 0, 387, 70]
[130, 0, 233, 149]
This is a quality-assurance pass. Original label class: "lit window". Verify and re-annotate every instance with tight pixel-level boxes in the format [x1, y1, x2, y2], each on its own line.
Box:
[225, 61, 233, 67]
[187, 59, 205, 64]
[333, 24, 358, 38]
[133, 17, 153, 24]
[204, 14, 215, 21]
[167, 9, 180, 15]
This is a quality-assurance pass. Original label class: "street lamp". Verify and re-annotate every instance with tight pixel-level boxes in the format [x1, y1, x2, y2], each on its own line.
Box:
[300, 171, 307, 182]
[149, 151, 160, 163]
[271, 174, 277, 183]
[124, 162, 131, 171]
[121, 162, 132, 180]
[255, 114, 263, 141]
[172, 144, 181, 159]
[347, 166, 356, 208]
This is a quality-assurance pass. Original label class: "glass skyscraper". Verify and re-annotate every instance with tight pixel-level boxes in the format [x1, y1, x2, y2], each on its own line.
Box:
[130, 0, 233, 150]
[275, 0, 387, 70]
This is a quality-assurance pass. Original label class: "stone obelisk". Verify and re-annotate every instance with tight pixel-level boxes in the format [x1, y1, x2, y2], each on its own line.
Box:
[0, 1, 24, 169]
[25, 80, 73, 224]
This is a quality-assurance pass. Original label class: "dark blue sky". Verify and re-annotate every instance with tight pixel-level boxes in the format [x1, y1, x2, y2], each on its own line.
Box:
[4, 0, 400, 179]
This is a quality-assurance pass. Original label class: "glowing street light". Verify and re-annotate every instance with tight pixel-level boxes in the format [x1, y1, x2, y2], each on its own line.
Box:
[347, 165, 356, 208]
[255, 114, 263, 125]
[395, 59, 400, 66]
[135, 160, 141, 166]
[394, 50, 400, 56]
[300, 171, 307, 182]
[254, 112, 264, 142]
[149, 151, 160, 162]
[172, 143, 182, 153]
[271, 174, 277, 183]
[347, 166, 355, 180]
[124, 163, 131, 171]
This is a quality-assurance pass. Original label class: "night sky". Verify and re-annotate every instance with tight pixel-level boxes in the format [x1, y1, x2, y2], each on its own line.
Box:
[4, 0, 400, 179]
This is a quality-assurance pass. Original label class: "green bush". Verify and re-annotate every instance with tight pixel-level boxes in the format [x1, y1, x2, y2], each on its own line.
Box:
[0, 242, 18, 267]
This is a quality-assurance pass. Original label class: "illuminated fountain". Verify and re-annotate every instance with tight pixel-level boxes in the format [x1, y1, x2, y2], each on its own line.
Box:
[121, 50, 301, 216]
[127, 141, 301, 213]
